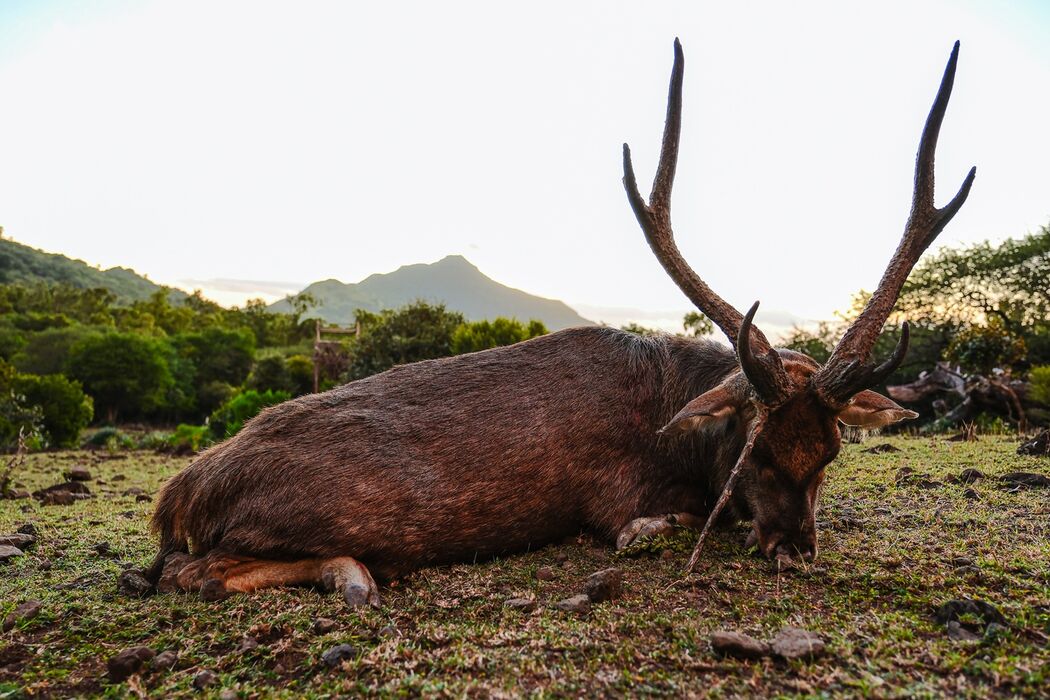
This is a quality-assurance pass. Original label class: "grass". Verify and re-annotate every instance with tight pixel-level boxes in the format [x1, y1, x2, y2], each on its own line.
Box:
[1, 436, 1048, 698]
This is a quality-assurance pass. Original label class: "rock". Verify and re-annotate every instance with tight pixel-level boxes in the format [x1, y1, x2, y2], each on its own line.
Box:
[39, 491, 75, 506]
[118, 569, 152, 598]
[219, 690, 238, 700]
[135, 494, 152, 503]
[193, 669, 218, 689]
[200, 578, 231, 602]
[38, 559, 52, 571]
[153, 650, 178, 669]
[321, 644, 357, 668]
[122, 487, 146, 497]
[378, 625, 398, 639]
[946, 620, 980, 642]
[660, 549, 675, 560]
[984, 622, 1008, 642]
[16, 522, 37, 536]
[312, 617, 339, 634]
[107, 646, 156, 682]
[863, 443, 901, 454]
[954, 565, 982, 579]
[934, 599, 1006, 629]
[34, 481, 91, 499]
[710, 630, 769, 659]
[535, 566, 556, 581]
[958, 468, 985, 483]
[962, 488, 980, 500]
[237, 638, 259, 653]
[770, 627, 825, 660]
[65, 466, 92, 481]
[1016, 429, 1049, 456]
[554, 552, 570, 564]
[998, 472, 1050, 489]
[950, 556, 974, 567]
[6, 489, 30, 499]
[93, 542, 116, 557]
[553, 594, 591, 614]
[0, 533, 35, 548]
[503, 597, 537, 613]
[583, 568, 623, 603]
[2, 600, 43, 632]
[0, 544, 24, 562]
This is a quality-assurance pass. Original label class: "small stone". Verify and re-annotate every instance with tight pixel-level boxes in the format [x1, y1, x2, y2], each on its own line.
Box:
[583, 568, 623, 603]
[122, 487, 146, 496]
[39, 491, 75, 506]
[66, 466, 93, 481]
[950, 556, 974, 567]
[219, 690, 238, 700]
[16, 522, 37, 536]
[863, 443, 901, 454]
[535, 566, 556, 581]
[135, 494, 152, 503]
[312, 617, 339, 634]
[0, 533, 35, 548]
[958, 468, 985, 483]
[93, 542, 115, 557]
[2, 600, 43, 632]
[554, 552, 570, 564]
[107, 646, 155, 682]
[660, 549, 674, 560]
[998, 472, 1050, 489]
[237, 638, 259, 653]
[378, 625, 398, 639]
[554, 594, 591, 614]
[38, 559, 52, 571]
[193, 669, 218, 689]
[962, 488, 980, 500]
[1016, 430, 1049, 456]
[934, 599, 1006, 627]
[503, 597, 537, 613]
[946, 620, 980, 642]
[0, 544, 24, 562]
[321, 643, 356, 667]
[710, 630, 769, 659]
[153, 650, 178, 669]
[954, 565, 982, 579]
[984, 622, 1008, 642]
[770, 627, 825, 660]
[118, 569, 152, 598]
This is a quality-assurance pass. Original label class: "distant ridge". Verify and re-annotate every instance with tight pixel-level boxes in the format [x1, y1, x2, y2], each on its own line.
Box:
[0, 236, 185, 302]
[269, 255, 593, 331]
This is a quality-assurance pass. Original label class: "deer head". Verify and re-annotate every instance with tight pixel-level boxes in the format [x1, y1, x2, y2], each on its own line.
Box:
[624, 40, 974, 570]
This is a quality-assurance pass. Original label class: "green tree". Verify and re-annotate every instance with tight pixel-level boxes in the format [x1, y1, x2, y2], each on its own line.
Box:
[682, 311, 713, 337]
[450, 318, 547, 355]
[349, 301, 465, 379]
[14, 373, 93, 447]
[66, 333, 173, 422]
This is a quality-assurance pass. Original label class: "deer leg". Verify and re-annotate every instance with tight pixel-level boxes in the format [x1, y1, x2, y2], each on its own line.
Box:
[156, 551, 380, 608]
[616, 512, 704, 550]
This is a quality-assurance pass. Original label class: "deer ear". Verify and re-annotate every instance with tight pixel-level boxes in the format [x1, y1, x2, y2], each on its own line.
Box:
[838, 390, 918, 428]
[660, 385, 740, 435]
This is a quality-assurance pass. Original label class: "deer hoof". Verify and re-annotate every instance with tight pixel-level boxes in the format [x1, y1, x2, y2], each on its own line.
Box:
[342, 582, 380, 609]
[616, 516, 676, 550]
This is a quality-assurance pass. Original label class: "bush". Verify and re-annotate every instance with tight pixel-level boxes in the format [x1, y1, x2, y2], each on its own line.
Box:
[450, 318, 547, 355]
[945, 321, 1026, 375]
[349, 302, 464, 380]
[14, 373, 93, 447]
[66, 332, 174, 422]
[285, 354, 314, 395]
[247, 354, 292, 393]
[1030, 366, 1050, 405]
[209, 389, 290, 440]
[168, 424, 210, 453]
[83, 426, 133, 451]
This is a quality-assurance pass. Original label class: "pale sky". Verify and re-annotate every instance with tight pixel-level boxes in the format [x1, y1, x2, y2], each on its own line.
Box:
[1, 1, 1047, 332]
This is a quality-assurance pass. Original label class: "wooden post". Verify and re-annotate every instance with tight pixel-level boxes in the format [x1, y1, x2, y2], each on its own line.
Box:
[313, 320, 321, 394]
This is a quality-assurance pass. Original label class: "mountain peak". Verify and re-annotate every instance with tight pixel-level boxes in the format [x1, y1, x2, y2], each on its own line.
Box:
[433, 254, 479, 271]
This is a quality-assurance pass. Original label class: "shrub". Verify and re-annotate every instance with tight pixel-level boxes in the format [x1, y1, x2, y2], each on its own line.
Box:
[66, 332, 174, 422]
[209, 389, 290, 440]
[450, 318, 547, 355]
[945, 322, 1026, 375]
[285, 354, 314, 395]
[247, 354, 292, 393]
[1030, 366, 1050, 405]
[14, 373, 93, 448]
[168, 424, 210, 453]
[83, 426, 133, 451]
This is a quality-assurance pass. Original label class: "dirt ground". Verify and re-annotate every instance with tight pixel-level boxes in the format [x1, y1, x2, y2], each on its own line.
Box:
[1, 436, 1048, 698]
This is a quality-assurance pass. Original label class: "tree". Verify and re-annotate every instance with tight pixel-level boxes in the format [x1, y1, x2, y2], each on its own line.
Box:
[682, 311, 713, 337]
[14, 373, 93, 447]
[450, 318, 548, 355]
[66, 333, 173, 422]
[349, 302, 465, 380]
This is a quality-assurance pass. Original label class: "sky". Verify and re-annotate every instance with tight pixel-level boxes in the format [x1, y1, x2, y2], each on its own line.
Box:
[0, 0, 1047, 334]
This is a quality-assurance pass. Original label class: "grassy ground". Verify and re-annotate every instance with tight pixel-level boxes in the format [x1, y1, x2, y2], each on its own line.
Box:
[1, 436, 1048, 698]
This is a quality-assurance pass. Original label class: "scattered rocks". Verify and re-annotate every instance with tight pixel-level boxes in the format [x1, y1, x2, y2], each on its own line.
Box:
[535, 566, 556, 581]
[710, 630, 769, 659]
[33, 481, 91, 506]
[0, 533, 35, 549]
[2, 600, 43, 632]
[1016, 429, 1049, 456]
[998, 472, 1050, 489]
[583, 568, 623, 603]
[193, 669, 218, 689]
[863, 443, 901, 454]
[503, 597, 537, 613]
[958, 468, 985, 483]
[312, 617, 339, 634]
[553, 594, 591, 614]
[122, 487, 146, 497]
[117, 569, 152, 598]
[935, 598, 1006, 642]
[770, 627, 826, 660]
[0, 544, 24, 563]
[962, 488, 980, 500]
[16, 522, 37, 536]
[153, 650, 178, 669]
[65, 466, 92, 481]
[107, 646, 156, 682]
[321, 644, 357, 667]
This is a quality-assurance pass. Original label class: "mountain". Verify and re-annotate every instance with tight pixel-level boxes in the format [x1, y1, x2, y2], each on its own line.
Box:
[0, 235, 185, 302]
[269, 255, 593, 330]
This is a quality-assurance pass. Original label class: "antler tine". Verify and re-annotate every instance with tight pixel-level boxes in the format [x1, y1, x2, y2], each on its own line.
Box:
[623, 39, 790, 403]
[816, 41, 975, 406]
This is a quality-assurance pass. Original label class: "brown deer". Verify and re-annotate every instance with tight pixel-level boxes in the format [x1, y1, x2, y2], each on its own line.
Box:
[144, 40, 973, 607]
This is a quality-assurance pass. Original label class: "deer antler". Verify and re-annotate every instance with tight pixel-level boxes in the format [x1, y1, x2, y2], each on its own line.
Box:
[815, 41, 976, 407]
[623, 39, 791, 405]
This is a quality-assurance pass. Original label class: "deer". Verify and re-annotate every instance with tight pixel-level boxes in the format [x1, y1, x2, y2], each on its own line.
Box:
[143, 39, 973, 607]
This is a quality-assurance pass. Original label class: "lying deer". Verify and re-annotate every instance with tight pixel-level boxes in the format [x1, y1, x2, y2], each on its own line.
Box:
[145, 40, 973, 607]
